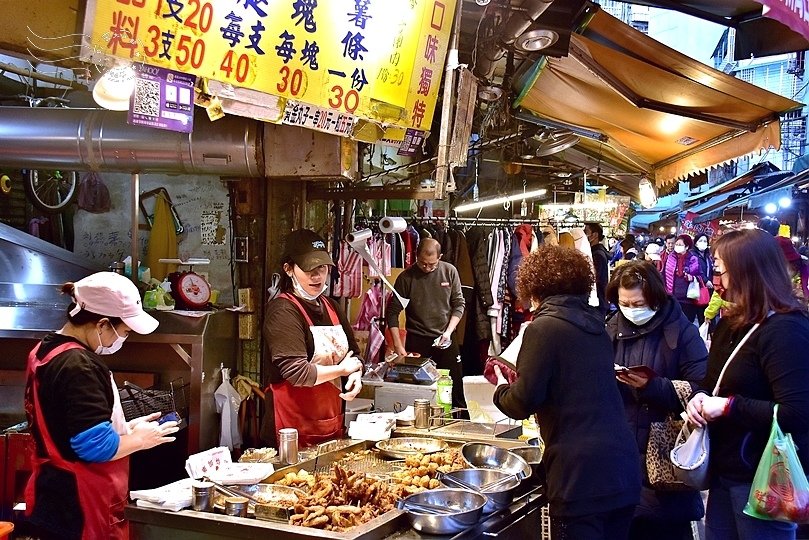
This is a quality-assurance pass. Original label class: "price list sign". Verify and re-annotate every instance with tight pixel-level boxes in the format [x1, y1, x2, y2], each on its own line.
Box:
[85, 0, 456, 134]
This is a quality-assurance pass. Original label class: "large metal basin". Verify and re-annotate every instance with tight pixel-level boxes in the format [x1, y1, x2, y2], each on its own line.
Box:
[397, 488, 486, 535]
[440, 468, 520, 514]
[460, 442, 532, 480]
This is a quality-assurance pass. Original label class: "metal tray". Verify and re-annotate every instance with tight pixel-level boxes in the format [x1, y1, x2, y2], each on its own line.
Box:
[375, 437, 449, 459]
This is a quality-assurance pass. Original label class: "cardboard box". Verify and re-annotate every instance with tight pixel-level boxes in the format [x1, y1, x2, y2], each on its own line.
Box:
[239, 313, 257, 340]
[238, 288, 255, 312]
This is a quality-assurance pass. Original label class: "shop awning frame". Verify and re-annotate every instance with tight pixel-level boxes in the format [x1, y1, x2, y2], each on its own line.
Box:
[513, 8, 802, 190]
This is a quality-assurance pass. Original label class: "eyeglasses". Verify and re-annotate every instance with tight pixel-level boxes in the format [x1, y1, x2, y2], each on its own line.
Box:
[418, 260, 439, 270]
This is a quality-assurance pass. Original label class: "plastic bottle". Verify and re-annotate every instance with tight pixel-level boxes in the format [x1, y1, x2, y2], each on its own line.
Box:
[436, 369, 453, 414]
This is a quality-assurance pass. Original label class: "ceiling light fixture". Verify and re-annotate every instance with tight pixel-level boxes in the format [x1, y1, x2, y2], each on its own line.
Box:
[455, 188, 547, 213]
[515, 29, 559, 52]
[92, 63, 136, 110]
[638, 176, 658, 208]
[478, 85, 503, 102]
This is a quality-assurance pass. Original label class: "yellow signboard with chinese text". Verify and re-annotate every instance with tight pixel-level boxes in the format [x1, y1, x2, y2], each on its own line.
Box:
[85, 0, 456, 133]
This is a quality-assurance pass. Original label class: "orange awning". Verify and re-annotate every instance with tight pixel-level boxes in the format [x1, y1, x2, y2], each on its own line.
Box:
[514, 8, 801, 189]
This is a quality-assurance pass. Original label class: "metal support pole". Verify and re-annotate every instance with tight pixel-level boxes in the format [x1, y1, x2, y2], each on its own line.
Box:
[131, 173, 140, 284]
[434, 0, 463, 200]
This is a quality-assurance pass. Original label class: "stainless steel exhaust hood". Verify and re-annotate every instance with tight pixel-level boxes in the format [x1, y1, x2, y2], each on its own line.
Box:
[0, 107, 264, 177]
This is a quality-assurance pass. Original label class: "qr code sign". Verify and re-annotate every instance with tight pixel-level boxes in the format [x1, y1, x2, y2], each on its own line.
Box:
[133, 79, 160, 117]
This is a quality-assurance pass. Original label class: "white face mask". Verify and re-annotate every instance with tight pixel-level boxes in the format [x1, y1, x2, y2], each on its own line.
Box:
[95, 324, 126, 355]
[674, 245, 687, 254]
[290, 273, 327, 301]
[620, 305, 657, 326]
[696, 241, 708, 251]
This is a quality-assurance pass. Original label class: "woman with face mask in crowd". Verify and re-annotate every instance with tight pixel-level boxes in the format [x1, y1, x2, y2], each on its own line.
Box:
[606, 261, 708, 540]
[660, 233, 701, 324]
[692, 234, 714, 325]
[261, 229, 364, 449]
[25, 272, 179, 539]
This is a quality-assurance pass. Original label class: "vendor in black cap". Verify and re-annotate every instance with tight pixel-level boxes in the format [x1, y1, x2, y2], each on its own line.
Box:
[261, 229, 364, 448]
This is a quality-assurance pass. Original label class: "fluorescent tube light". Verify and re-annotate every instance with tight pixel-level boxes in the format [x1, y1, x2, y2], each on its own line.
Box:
[454, 189, 547, 213]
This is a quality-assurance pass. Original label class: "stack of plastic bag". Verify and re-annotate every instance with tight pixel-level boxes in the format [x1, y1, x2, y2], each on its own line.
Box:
[185, 446, 232, 479]
[130, 478, 194, 512]
[348, 412, 395, 441]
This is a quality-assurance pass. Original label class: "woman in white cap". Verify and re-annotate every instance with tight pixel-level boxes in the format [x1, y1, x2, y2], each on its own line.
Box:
[24, 272, 179, 540]
[261, 229, 363, 448]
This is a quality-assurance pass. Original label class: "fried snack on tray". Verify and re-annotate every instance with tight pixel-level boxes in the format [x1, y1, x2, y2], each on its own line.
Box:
[286, 464, 403, 532]
[275, 469, 316, 491]
[389, 448, 466, 490]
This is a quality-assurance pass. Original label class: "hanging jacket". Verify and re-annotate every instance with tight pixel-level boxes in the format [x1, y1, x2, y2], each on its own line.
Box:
[607, 297, 707, 521]
[465, 226, 495, 341]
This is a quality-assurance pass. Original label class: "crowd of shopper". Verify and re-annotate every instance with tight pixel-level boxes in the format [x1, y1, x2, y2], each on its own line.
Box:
[492, 221, 809, 540]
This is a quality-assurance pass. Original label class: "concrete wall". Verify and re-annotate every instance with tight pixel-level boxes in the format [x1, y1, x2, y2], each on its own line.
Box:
[71, 172, 234, 305]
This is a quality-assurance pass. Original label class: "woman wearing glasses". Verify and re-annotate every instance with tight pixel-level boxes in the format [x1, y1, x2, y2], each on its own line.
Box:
[606, 261, 708, 540]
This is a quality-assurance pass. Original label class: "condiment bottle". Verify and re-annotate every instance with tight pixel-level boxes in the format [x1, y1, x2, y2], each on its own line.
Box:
[414, 399, 430, 429]
[436, 369, 453, 414]
[278, 428, 299, 464]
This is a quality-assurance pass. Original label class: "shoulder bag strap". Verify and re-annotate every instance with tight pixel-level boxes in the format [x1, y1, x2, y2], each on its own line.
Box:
[712, 322, 761, 396]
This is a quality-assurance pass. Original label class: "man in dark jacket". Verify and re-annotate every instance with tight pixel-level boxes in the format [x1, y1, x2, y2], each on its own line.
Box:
[585, 222, 610, 315]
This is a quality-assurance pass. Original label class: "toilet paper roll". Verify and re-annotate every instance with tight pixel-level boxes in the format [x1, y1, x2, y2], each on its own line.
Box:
[346, 228, 410, 309]
[378, 216, 408, 234]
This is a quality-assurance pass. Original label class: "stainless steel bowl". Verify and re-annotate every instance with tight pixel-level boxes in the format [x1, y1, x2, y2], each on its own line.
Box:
[460, 442, 532, 481]
[510, 446, 543, 483]
[440, 468, 520, 514]
[397, 488, 487, 535]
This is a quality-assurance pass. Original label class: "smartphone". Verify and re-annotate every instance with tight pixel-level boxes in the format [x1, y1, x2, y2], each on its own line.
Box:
[614, 364, 657, 378]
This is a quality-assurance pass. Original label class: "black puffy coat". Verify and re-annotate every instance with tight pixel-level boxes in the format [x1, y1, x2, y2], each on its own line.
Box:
[495, 295, 641, 518]
[606, 297, 707, 521]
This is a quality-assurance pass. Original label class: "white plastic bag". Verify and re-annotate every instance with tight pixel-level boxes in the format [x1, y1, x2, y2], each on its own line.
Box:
[214, 367, 243, 450]
[687, 278, 701, 300]
[698, 320, 711, 350]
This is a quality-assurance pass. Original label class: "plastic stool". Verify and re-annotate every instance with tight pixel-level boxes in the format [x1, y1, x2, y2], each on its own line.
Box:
[0, 521, 13, 540]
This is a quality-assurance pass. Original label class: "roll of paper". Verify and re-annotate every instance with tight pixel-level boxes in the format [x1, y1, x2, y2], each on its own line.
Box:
[346, 228, 410, 309]
[378, 216, 408, 234]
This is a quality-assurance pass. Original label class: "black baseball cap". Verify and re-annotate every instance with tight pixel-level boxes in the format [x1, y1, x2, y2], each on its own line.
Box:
[285, 229, 334, 271]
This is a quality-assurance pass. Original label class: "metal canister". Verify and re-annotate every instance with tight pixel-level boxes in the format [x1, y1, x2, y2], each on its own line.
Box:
[224, 496, 249, 517]
[191, 480, 214, 512]
[414, 399, 431, 429]
[430, 405, 445, 428]
[109, 261, 125, 275]
[278, 428, 299, 464]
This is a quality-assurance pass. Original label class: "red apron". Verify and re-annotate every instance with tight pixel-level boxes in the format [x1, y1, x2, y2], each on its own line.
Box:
[271, 293, 347, 448]
[25, 341, 130, 540]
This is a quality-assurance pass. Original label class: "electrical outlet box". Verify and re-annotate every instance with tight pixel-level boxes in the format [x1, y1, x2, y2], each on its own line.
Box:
[235, 236, 249, 262]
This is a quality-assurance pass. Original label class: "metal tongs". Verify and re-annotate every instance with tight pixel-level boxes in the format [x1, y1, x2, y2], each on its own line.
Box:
[439, 472, 521, 493]
[396, 499, 456, 515]
[205, 479, 263, 506]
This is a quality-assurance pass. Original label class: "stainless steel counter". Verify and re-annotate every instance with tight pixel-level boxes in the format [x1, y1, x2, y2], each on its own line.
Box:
[126, 438, 548, 540]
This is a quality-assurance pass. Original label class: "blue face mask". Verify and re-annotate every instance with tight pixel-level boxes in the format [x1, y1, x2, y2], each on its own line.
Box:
[620, 305, 657, 326]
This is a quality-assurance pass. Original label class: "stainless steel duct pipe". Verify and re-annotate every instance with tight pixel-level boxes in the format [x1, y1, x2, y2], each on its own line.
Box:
[473, 0, 555, 80]
[0, 107, 264, 177]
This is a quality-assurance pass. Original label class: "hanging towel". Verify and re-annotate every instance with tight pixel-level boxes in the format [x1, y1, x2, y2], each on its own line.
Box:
[145, 191, 178, 281]
[214, 367, 243, 450]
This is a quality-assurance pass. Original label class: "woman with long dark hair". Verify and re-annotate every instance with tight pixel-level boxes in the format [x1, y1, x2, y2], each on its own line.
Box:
[686, 228, 809, 540]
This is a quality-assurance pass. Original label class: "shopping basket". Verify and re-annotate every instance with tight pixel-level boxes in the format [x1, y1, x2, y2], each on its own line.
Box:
[118, 379, 188, 424]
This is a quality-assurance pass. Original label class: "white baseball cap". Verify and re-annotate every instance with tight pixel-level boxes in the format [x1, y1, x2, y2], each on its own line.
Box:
[69, 272, 159, 334]
[645, 243, 662, 261]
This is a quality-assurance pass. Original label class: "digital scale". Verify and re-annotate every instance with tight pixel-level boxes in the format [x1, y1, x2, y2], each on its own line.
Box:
[159, 258, 212, 310]
[384, 355, 439, 385]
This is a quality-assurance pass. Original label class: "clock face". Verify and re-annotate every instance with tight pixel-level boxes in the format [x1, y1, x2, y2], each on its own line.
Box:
[177, 272, 211, 306]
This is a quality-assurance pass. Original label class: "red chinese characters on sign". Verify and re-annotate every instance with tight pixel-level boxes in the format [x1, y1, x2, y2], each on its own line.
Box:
[680, 212, 720, 239]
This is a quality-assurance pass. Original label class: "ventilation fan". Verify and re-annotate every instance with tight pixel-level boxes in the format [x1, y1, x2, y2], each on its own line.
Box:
[530, 128, 580, 157]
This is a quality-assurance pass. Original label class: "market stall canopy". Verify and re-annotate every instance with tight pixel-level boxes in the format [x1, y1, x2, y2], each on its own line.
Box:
[625, 0, 809, 58]
[514, 8, 802, 190]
